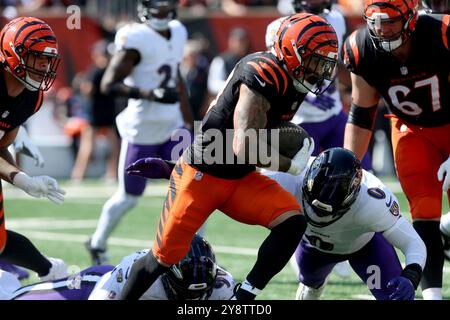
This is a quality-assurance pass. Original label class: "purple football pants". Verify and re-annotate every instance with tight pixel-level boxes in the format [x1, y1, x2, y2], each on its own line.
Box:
[295, 232, 402, 300]
[12, 265, 114, 300]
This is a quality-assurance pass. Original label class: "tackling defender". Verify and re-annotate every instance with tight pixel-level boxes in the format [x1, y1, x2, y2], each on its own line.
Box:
[128, 149, 426, 300]
[1, 235, 235, 300]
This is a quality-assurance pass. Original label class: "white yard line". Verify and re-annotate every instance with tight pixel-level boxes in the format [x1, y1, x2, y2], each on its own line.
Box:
[351, 294, 375, 300]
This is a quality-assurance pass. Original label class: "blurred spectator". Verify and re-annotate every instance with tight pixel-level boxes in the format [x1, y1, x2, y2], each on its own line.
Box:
[181, 39, 210, 121]
[70, 40, 120, 182]
[207, 27, 250, 98]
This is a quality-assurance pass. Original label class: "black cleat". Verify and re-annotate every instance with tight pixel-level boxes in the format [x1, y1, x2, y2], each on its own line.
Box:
[85, 238, 109, 265]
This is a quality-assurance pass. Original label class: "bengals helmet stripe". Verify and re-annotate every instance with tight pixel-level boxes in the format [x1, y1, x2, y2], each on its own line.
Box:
[274, 13, 338, 95]
[364, 0, 420, 52]
[0, 17, 60, 91]
[13, 20, 47, 42]
[442, 15, 450, 50]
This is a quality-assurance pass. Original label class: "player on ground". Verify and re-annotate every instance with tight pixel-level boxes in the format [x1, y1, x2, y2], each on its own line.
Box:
[0, 17, 67, 282]
[342, 0, 449, 300]
[263, 148, 426, 300]
[86, 0, 194, 265]
[118, 12, 338, 300]
[1, 235, 235, 300]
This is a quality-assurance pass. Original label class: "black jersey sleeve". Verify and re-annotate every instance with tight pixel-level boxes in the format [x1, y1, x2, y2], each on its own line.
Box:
[342, 29, 366, 75]
[238, 54, 290, 102]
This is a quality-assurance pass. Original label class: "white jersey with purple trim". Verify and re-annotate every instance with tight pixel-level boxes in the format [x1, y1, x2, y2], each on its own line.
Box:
[265, 9, 346, 123]
[114, 20, 187, 144]
[88, 250, 236, 300]
[261, 166, 402, 254]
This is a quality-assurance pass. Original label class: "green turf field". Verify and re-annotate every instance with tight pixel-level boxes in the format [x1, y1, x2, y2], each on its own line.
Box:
[3, 178, 450, 300]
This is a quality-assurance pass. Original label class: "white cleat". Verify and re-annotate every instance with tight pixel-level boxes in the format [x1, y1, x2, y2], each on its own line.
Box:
[295, 282, 325, 300]
[333, 261, 352, 279]
[39, 257, 68, 282]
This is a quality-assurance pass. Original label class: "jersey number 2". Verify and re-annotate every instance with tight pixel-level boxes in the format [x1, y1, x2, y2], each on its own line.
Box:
[158, 64, 172, 88]
[388, 75, 441, 116]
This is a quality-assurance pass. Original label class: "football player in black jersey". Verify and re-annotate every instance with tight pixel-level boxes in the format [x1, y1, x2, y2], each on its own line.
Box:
[0, 17, 67, 282]
[343, 0, 450, 300]
[119, 13, 339, 300]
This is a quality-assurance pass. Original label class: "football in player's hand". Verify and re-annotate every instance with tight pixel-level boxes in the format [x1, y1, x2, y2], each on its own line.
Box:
[268, 121, 311, 159]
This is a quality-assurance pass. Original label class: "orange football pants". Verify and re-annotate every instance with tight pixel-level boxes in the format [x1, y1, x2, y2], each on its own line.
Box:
[152, 160, 301, 265]
[391, 116, 450, 221]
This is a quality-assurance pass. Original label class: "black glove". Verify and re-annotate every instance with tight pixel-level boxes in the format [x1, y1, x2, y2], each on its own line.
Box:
[150, 87, 180, 104]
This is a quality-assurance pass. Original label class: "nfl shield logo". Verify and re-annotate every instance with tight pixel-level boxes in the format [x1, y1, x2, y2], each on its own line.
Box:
[2, 111, 9, 118]
[400, 66, 408, 75]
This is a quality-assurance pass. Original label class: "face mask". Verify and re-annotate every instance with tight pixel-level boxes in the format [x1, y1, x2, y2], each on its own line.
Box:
[380, 36, 403, 52]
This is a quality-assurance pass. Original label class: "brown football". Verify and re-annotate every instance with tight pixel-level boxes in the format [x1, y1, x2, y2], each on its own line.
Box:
[267, 121, 311, 159]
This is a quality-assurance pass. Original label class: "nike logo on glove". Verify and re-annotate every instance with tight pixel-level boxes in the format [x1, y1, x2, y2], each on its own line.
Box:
[254, 75, 266, 87]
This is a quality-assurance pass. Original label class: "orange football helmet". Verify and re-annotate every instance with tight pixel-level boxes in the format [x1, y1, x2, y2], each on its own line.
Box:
[0, 17, 60, 91]
[364, 0, 420, 52]
[273, 13, 338, 95]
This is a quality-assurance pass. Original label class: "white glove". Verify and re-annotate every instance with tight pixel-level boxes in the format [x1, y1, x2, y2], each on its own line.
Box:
[13, 172, 66, 204]
[13, 126, 45, 168]
[438, 156, 450, 192]
[287, 138, 315, 176]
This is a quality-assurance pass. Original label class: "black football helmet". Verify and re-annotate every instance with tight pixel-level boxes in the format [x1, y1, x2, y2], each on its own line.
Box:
[302, 148, 362, 227]
[161, 234, 218, 300]
[137, 0, 177, 31]
[422, 0, 449, 13]
[292, 0, 332, 14]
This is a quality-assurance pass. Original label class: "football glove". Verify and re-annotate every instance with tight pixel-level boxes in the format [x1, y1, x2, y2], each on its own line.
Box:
[287, 138, 315, 176]
[13, 172, 66, 204]
[150, 87, 179, 104]
[387, 276, 415, 300]
[13, 126, 45, 168]
[437, 156, 450, 192]
[126, 157, 174, 180]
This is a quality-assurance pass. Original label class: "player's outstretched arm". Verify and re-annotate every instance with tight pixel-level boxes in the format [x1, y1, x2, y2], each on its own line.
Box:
[13, 126, 45, 168]
[383, 217, 426, 300]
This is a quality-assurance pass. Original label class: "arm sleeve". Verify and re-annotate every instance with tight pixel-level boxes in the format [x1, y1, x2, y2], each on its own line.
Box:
[382, 217, 427, 269]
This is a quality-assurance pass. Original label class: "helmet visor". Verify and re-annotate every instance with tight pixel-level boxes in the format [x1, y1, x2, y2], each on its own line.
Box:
[293, 53, 337, 95]
[21, 50, 60, 91]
